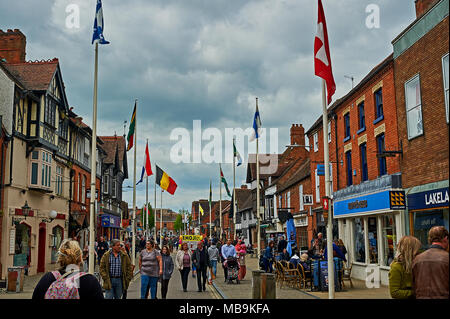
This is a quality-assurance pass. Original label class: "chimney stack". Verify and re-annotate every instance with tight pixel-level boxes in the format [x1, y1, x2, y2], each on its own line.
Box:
[290, 124, 305, 146]
[414, 0, 439, 18]
[0, 29, 26, 63]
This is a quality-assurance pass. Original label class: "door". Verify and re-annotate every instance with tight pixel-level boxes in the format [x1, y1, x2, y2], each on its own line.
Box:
[37, 223, 46, 273]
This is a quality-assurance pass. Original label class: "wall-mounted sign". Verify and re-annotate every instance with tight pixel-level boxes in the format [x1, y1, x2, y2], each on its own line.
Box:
[317, 164, 325, 176]
[408, 188, 449, 211]
[303, 195, 313, 205]
[390, 191, 406, 210]
[101, 214, 121, 228]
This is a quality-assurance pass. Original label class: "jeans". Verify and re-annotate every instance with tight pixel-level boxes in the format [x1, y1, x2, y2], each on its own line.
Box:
[210, 260, 217, 277]
[196, 267, 208, 291]
[180, 267, 190, 290]
[141, 275, 159, 299]
[105, 277, 123, 299]
[161, 279, 170, 299]
[263, 258, 273, 273]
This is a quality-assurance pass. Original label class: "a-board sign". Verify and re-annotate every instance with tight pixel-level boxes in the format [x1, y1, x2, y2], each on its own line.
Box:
[180, 235, 204, 251]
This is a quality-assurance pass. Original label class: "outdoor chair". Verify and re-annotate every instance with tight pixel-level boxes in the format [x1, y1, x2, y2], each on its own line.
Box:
[341, 262, 353, 289]
[278, 261, 298, 289]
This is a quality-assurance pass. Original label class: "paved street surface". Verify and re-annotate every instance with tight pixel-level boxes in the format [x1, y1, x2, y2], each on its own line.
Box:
[0, 251, 390, 299]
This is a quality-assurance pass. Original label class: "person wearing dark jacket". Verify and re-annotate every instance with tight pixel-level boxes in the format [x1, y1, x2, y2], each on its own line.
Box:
[160, 245, 174, 299]
[33, 240, 103, 299]
[96, 236, 109, 265]
[192, 241, 210, 292]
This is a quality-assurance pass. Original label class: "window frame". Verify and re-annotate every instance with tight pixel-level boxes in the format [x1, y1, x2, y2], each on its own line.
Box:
[346, 150, 353, 186]
[358, 101, 365, 130]
[344, 112, 351, 141]
[315, 169, 320, 203]
[327, 121, 331, 143]
[374, 88, 384, 121]
[405, 74, 423, 140]
[442, 53, 449, 123]
[360, 142, 368, 182]
[377, 133, 387, 176]
[313, 132, 319, 152]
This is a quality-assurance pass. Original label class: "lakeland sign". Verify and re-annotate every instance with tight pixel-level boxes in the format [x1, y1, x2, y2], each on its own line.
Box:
[408, 188, 449, 211]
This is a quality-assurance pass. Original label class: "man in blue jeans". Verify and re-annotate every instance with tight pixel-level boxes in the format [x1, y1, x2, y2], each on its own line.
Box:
[100, 239, 133, 299]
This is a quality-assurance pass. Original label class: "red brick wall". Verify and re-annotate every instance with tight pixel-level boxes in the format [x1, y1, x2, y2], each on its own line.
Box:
[415, 0, 440, 18]
[334, 60, 400, 190]
[394, 17, 449, 188]
[0, 29, 26, 63]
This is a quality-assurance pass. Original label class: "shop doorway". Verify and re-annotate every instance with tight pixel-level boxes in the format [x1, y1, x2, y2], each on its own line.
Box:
[13, 222, 31, 273]
[37, 223, 46, 273]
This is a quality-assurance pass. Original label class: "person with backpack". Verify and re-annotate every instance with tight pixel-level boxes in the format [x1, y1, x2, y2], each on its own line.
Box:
[32, 239, 103, 299]
[100, 239, 133, 299]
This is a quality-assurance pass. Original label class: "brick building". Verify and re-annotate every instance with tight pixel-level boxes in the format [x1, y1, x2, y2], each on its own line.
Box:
[392, 0, 449, 246]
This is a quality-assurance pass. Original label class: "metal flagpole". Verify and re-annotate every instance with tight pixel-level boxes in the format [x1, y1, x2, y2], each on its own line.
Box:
[154, 168, 157, 239]
[322, 79, 334, 299]
[256, 97, 261, 261]
[131, 99, 137, 266]
[233, 138, 236, 240]
[160, 189, 163, 248]
[198, 203, 201, 235]
[219, 165, 222, 240]
[209, 181, 212, 239]
[88, 42, 99, 274]
[145, 139, 149, 240]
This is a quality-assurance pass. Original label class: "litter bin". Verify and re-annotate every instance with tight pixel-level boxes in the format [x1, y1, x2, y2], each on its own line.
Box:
[252, 270, 265, 299]
[260, 273, 276, 299]
[7, 267, 25, 293]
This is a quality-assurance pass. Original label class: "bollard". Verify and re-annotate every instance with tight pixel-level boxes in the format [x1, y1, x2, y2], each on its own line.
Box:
[260, 273, 276, 299]
[252, 270, 265, 299]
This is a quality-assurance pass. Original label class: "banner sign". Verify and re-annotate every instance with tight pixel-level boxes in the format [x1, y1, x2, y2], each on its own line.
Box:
[408, 188, 449, 211]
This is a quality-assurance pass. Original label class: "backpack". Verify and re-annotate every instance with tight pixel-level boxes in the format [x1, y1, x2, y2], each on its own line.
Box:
[44, 270, 87, 299]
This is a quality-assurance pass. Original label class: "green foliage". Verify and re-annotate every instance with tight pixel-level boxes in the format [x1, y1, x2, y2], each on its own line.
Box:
[174, 214, 183, 232]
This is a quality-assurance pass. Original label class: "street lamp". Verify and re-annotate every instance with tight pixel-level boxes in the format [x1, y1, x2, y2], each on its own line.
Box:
[42, 210, 58, 223]
[21, 201, 31, 218]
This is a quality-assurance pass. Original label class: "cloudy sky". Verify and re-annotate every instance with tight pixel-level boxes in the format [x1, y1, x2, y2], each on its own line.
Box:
[0, 0, 416, 213]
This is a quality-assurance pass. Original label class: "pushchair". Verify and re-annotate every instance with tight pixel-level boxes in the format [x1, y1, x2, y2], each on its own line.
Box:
[225, 257, 240, 284]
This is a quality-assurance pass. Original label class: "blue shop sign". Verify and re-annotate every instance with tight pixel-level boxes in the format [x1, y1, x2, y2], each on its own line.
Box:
[101, 214, 121, 228]
[408, 188, 449, 211]
[334, 189, 401, 218]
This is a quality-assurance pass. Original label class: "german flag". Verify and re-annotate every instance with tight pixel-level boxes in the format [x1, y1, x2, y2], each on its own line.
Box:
[155, 165, 177, 195]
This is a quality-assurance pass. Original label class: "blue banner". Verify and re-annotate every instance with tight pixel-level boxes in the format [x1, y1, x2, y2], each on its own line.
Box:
[408, 188, 449, 211]
[333, 190, 391, 217]
[286, 217, 297, 256]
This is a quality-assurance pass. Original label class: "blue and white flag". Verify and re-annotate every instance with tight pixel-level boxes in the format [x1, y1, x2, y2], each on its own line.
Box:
[136, 166, 145, 186]
[286, 216, 297, 257]
[233, 139, 242, 167]
[249, 103, 262, 142]
[92, 0, 110, 44]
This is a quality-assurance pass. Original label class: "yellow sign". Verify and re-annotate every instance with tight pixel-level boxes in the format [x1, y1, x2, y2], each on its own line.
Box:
[181, 235, 203, 242]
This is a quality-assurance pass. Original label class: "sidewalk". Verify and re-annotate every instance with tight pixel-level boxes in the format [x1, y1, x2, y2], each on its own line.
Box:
[211, 256, 391, 299]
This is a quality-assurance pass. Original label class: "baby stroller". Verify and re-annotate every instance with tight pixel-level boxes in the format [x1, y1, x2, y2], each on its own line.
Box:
[225, 257, 240, 284]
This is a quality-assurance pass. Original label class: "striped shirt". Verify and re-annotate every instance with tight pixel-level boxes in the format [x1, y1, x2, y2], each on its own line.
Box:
[109, 252, 122, 277]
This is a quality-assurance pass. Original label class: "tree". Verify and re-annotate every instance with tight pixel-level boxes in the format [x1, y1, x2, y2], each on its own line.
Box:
[174, 214, 183, 233]
[141, 203, 155, 232]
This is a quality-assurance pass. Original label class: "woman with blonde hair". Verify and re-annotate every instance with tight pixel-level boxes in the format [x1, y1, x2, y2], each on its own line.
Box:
[175, 242, 192, 292]
[388, 235, 421, 299]
[32, 239, 103, 299]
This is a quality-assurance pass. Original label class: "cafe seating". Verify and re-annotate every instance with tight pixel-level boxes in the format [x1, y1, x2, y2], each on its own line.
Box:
[340, 262, 353, 289]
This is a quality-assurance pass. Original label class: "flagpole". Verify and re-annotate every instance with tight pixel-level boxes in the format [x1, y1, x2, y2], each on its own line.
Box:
[233, 138, 236, 240]
[88, 42, 99, 275]
[131, 99, 137, 266]
[322, 79, 334, 299]
[154, 167, 157, 239]
[256, 97, 261, 262]
[219, 164, 222, 240]
[160, 189, 163, 248]
[146, 139, 149, 240]
[209, 181, 212, 240]
[198, 203, 200, 235]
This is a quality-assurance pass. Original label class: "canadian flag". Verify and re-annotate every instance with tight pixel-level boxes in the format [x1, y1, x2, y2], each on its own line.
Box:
[314, 0, 336, 105]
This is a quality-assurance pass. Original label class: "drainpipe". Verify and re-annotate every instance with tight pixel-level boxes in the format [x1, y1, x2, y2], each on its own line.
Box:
[333, 112, 339, 190]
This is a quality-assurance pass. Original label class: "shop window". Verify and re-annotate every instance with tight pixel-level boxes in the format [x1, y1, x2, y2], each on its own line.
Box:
[382, 215, 396, 267]
[413, 209, 449, 249]
[354, 218, 365, 263]
[51, 226, 64, 264]
[13, 223, 31, 267]
[368, 217, 378, 264]
[405, 74, 423, 139]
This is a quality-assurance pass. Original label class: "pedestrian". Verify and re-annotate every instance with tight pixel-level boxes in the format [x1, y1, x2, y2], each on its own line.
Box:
[207, 239, 220, 283]
[412, 226, 449, 299]
[262, 241, 275, 273]
[140, 240, 163, 299]
[289, 250, 300, 268]
[337, 239, 347, 261]
[388, 235, 421, 299]
[32, 239, 103, 299]
[280, 248, 290, 261]
[97, 236, 109, 266]
[160, 245, 174, 299]
[99, 239, 133, 299]
[277, 236, 288, 255]
[221, 239, 237, 282]
[192, 241, 210, 292]
[237, 241, 247, 280]
[175, 242, 192, 292]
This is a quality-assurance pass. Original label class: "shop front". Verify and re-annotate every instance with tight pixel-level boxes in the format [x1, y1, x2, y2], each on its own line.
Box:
[407, 185, 449, 249]
[333, 182, 406, 286]
[100, 214, 121, 241]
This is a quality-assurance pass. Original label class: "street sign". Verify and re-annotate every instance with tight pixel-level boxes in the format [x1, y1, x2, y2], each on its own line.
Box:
[303, 195, 313, 205]
[323, 197, 329, 210]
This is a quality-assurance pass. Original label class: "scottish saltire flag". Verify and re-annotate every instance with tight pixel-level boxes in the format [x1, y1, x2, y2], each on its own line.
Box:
[233, 139, 242, 167]
[249, 100, 262, 142]
[92, 0, 110, 44]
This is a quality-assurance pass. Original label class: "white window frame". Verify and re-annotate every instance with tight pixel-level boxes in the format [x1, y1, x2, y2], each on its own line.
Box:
[287, 191, 291, 209]
[30, 149, 52, 190]
[299, 184, 304, 211]
[81, 175, 86, 204]
[328, 121, 331, 143]
[55, 165, 64, 196]
[442, 53, 449, 123]
[329, 163, 333, 195]
[405, 74, 423, 139]
[313, 132, 319, 152]
[315, 169, 320, 203]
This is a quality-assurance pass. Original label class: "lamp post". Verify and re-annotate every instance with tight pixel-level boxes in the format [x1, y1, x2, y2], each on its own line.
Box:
[42, 210, 58, 223]
[21, 201, 31, 218]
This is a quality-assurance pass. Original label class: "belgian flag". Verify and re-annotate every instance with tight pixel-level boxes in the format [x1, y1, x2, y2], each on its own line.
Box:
[155, 165, 177, 195]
